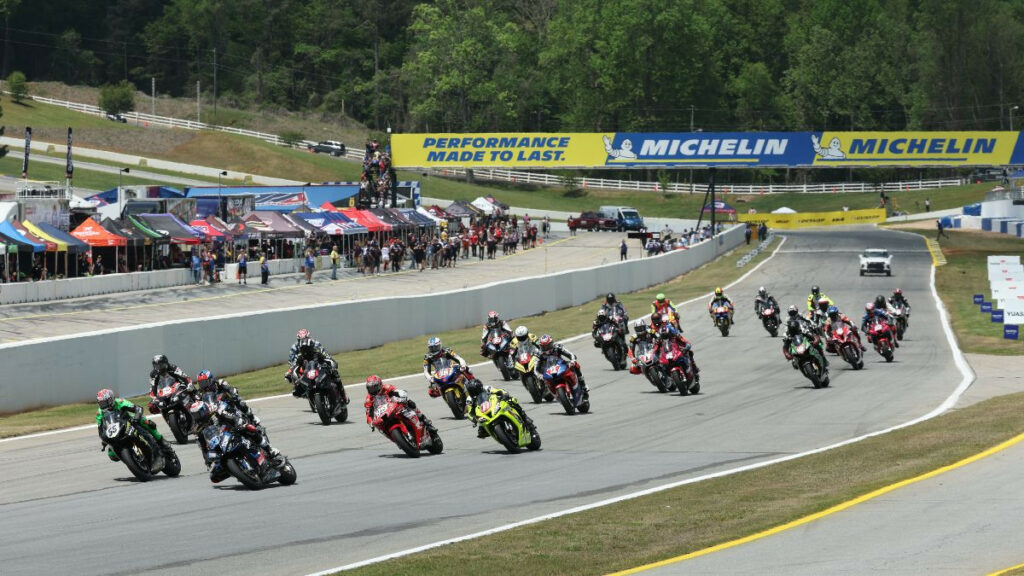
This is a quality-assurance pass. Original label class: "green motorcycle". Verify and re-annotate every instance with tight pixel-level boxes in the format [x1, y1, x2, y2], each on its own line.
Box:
[470, 391, 541, 454]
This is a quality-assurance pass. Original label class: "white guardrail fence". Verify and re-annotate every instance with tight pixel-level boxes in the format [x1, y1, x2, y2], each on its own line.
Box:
[24, 94, 964, 195]
[0, 226, 744, 413]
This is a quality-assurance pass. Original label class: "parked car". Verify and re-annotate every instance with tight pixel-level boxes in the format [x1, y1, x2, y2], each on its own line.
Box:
[574, 211, 618, 231]
[105, 113, 127, 123]
[599, 205, 645, 231]
[308, 140, 347, 156]
[859, 248, 892, 276]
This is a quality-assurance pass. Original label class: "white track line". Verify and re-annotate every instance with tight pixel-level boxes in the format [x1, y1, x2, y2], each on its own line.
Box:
[305, 234, 976, 576]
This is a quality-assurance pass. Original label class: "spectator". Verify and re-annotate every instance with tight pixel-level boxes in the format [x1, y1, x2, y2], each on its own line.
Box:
[304, 249, 315, 284]
[330, 245, 339, 280]
[542, 216, 550, 238]
[94, 254, 105, 276]
[191, 251, 201, 285]
[568, 217, 577, 236]
[925, 198, 931, 212]
[237, 251, 248, 285]
[620, 238, 628, 261]
[937, 219, 948, 239]
[260, 253, 270, 284]
[744, 225, 752, 245]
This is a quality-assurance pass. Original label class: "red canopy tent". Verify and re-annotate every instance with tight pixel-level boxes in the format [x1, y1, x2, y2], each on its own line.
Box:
[320, 201, 340, 212]
[340, 208, 391, 232]
[72, 217, 127, 247]
[190, 219, 226, 239]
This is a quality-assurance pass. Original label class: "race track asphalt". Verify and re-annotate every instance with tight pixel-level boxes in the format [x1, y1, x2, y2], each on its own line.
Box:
[0, 226, 960, 576]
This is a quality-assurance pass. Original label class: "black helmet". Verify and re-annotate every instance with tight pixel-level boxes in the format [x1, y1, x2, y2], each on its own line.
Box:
[152, 354, 169, 373]
[297, 338, 315, 358]
[874, 295, 887, 309]
[606, 293, 617, 304]
[787, 305, 799, 318]
[786, 319, 802, 335]
[811, 285, 820, 295]
[466, 379, 484, 398]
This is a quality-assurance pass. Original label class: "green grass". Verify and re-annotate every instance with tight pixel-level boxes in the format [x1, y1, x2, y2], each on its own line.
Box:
[0, 154, 184, 190]
[0, 237, 778, 437]
[1, 98, 124, 129]
[342, 392, 1024, 576]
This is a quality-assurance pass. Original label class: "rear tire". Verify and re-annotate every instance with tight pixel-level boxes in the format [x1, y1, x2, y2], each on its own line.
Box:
[314, 392, 332, 425]
[493, 420, 520, 453]
[119, 446, 153, 481]
[162, 450, 181, 477]
[226, 458, 264, 490]
[557, 388, 575, 415]
[390, 428, 420, 458]
[334, 404, 349, 423]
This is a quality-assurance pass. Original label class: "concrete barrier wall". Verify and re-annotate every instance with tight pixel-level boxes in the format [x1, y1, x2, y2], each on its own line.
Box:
[0, 226, 743, 412]
[0, 269, 193, 305]
[222, 258, 302, 280]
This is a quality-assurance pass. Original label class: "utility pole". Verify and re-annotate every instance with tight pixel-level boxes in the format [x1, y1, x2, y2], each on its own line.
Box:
[151, 77, 155, 117]
[196, 80, 201, 124]
[213, 48, 218, 123]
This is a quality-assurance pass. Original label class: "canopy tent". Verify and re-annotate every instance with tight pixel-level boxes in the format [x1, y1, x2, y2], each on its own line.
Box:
[370, 208, 412, 232]
[416, 206, 446, 225]
[185, 184, 360, 212]
[284, 213, 318, 234]
[0, 220, 45, 252]
[22, 221, 67, 251]
[0, 202, 19, 222]
[72, 217, 127, 247]
[294, 213, 368, 236]
[104, 217, 155, 246]
[470, 197, 498, 215]
[399, 208, 437, 228]
[34, 222, 89, 253]
[320, 201, 339, 212]
[701, 201, 738, 215]
[190, 219, 226, 239]
[243, 211, 305, 237]
[444, 200, 483, 218]
[10, 220, 57, 251]
[771, 206, 797, 214]
[30, 221, 89, 278]
[135, 213, 202, 244]
[339, 208, 391, 232]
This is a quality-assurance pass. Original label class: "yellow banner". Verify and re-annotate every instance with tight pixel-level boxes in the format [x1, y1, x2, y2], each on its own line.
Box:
[811, 131, 1019, 166]
[392, 133, 609, 169]
[738, 208, 886, 229]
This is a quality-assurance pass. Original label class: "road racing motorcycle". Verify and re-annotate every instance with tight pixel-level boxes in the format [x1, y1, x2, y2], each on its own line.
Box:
[469, 390, 541, 453]
[830, 323, 864, 370]
[538, 355, 590, 415]
[370, 393, 444, 458]
[867, 319, 896, 362]
[630, 336, 672, 392]
[428, 356, 470, 419]
[788, 333, 830, 388]
[150, 374, 198, 444]
[296, 359, 349, 425]
[658, 338, 700, 396]
[596, 321, 628, 370]
[98, 408, 181, 481]
[713, 305, 731, 337]
[513, 340, 551, 403]
[482, 328, 515, 381]
[759, 305, 779, 337]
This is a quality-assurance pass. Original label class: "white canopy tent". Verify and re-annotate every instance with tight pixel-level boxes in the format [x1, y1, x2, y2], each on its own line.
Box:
[771, 206, 797, 214]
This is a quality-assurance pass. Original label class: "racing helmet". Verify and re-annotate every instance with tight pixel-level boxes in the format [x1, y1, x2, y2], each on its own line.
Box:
[486, 310, 501, 327]
[757, 286, 766, 298]
[514, 326, 529, 340]
[538, 334, 554, 353]
[606, 293, 617, 304]
[152, 354, 169, 373]
[865, 302, 875, 313]
[817, 297, 831, 311]
[196, 370, 215, 392]
[427, 336, 442, 355]
[874, 295, 887, 309]
[96, 389, 115, 410]
[811, 285, 820, 296]
[714, 287, 723, 297]
[633, 320, 648, 334]
[650, 313, 664, 328]
[365, 375, 383, 395]
[296, 328, 310, 341]
[827, 305, 839, 320]
[655, 293, 667, 304]
[466, 379, 484, 398]
[596, 310, 608, 322]
[893, 288, 903, 297]
[787, 305, 799, 318]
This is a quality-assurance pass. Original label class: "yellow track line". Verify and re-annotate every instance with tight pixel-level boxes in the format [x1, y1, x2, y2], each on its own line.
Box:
[0, 235, 576, 325]
[608, 431, 1024, 575]
[925, 237, 947, 267]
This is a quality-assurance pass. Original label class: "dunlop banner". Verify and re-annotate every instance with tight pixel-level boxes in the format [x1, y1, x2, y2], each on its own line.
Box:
[392, 131, 1024, 169]
[737, 208, 886, 229]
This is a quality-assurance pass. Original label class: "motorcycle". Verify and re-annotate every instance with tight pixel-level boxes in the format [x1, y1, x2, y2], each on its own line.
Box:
[630, 337, 673, 392]
[513, 340, 551, 403]
[789, 333, 830, 388]
[428, 357, 470, 419]
[759, 305, 779, 337]
[197, 411, 297, 490]
[538, 355, 590, 415]
[597, 321, 628, 370]
[470, 390, 541, 453]
[370, 393, 444, 458]
[890, 305, 909, 341]
[868, 320, 895, 362]
[287, 365, 319, 414]
[98, 409, 181, 481]
[483, 328, 515, 381]
[830, 324, 864, 370]
[297, 359, 349, 425]
[150, 374, 198, 444]
[713, 305, 731, 337]
[658, 338, 700, 396]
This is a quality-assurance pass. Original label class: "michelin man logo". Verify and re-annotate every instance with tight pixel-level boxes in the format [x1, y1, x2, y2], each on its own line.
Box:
[604, 135, 637, 159]
[811, 134, 845, 159]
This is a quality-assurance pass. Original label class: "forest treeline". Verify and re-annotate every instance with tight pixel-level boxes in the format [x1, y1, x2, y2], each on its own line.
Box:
[2, 0, 1023, 134]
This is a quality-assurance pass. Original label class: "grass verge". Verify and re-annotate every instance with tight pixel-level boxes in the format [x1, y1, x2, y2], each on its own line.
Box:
[896, 228, 1024, 355]
[341, 392, 1024, 576]
[0, 237, 778, 438]
[0, 155, 186, 190]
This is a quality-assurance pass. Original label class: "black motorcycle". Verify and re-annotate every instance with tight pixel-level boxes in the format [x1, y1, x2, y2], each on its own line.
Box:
[99, 409, 181, 481]
[150, 374, 198, 444]
[297, 359, 349, 425]
[596, 321, 628, 370]
[758, 304, 780, 337]
[483, 328, 515, 381]
[194, 398, 297, 490]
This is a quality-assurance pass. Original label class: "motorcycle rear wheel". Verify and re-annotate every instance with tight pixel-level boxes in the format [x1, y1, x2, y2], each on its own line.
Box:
[119, 446, 154, 481]
[427, 431, 444, 455]
[162, 449, 181, 477]
[226, 458, 265, 490]
[390, 428, 421, 458]
[334, 404, 349, 423]
[557, 388, 575, 415]
[718, 321, 730, 337]
[493, 420, 520, 453]
[314, 392, 333, 425]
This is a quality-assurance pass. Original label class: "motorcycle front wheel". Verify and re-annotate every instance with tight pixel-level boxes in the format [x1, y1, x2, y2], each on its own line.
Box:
[493, 420, 520, 453]
[521, 374, 543, 404]
[277, 460, 297, 485]
[226, 458, 265, 490]
[444, 389, 466, 419]
[390, 428, 421, 458]
[314, 392, 333, 425]
[119, 445, 154, 481]
[162, 449, 181, 477]
[557, 388, 575, 415]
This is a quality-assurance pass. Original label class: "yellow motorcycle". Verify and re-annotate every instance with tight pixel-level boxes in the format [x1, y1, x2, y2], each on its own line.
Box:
[470, 390, 541, 454]
[428, 357, 469, 419]
[512, 340, 551, 403]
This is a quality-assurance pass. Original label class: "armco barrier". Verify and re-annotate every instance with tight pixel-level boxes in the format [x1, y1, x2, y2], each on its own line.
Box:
[0, 227, 743, 412]
[0, 269, 192, 305]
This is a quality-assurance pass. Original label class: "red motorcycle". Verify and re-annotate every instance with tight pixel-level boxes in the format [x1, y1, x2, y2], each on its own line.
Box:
[539, 356, 590, 415]
[867, 320, 895, 363]
[830, 324, 864, 370]
[658, 338, 700, 396]
[369, 394, 443, 458]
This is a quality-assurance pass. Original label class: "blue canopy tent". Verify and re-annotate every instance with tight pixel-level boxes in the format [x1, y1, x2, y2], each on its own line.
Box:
[0, 220, 45, 282]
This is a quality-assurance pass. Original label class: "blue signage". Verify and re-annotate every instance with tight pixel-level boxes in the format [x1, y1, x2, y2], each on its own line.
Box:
[992, 310, 1004, 323]
[974, 294, 984, 304]
[981, 302, 993, 312]
[1005, 325, 1019, 340]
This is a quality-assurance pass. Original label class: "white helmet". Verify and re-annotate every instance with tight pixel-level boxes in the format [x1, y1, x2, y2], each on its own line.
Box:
[514, 325, 529, 339]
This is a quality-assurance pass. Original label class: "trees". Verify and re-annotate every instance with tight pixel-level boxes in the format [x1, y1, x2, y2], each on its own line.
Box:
[7, 70, 27, 103]
[99, 80, 136, 115]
